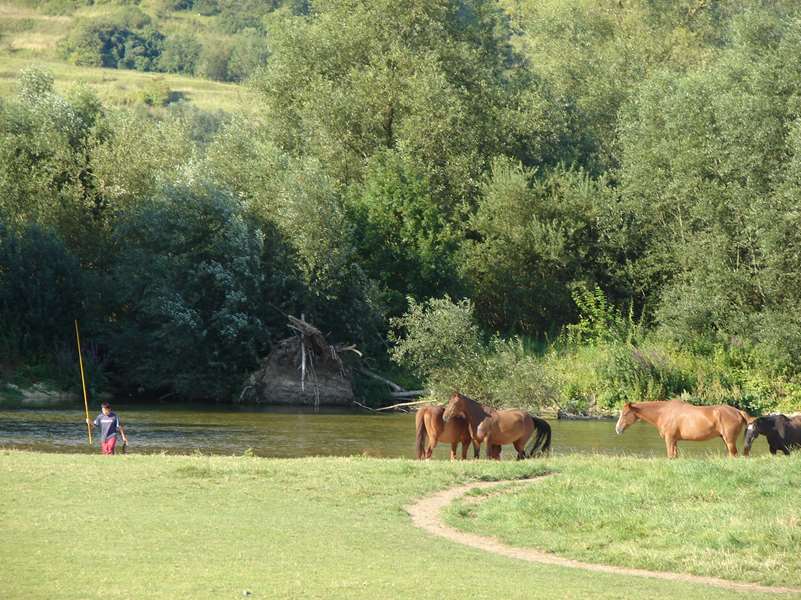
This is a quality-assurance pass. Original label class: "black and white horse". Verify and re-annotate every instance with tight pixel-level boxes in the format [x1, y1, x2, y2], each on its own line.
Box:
[744, 414, 801, 456]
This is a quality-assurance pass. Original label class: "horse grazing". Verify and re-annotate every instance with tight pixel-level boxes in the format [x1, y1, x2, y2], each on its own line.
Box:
[442, 392, 499, 458]
[615, 398, 750, 458]
[744, 414, 801, 456]
[476, 411, 552, 460]
[415, 405, 477, 460]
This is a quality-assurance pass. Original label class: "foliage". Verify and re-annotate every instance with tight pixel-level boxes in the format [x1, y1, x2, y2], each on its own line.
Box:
[59, 9, 165, 71]
[0, 224, 83, 358]
[389, 295, 482, 381]
[157, 32, 202, 74]
[107, 182, 268, 399]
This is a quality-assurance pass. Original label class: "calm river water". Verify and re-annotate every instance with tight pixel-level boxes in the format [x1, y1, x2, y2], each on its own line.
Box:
[0, 405, 769, 458]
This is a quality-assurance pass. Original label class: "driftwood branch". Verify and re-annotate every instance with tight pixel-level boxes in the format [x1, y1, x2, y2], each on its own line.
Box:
[359, 368, 405, 393]
[389, 390, 429, 399]
[375, 399, 433, 411]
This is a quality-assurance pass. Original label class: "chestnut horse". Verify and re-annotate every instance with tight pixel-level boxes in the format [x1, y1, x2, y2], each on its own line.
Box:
[415, 405, 477, 459]
[443, 392, 550, 459]
[615, 399, 750, 457]
[476, 411, 551, 460]
[442, 392, 496, 457]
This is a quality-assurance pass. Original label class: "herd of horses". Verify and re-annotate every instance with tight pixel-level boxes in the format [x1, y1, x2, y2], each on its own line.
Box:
[416, 392, 801, 459]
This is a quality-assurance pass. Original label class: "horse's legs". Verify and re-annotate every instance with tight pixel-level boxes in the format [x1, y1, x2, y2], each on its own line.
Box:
[664, 436, 678, 458]
[473, 441, 480, 459]
[426, 434, 437, 459]
[513, 440, 526, 460]
[450, 441, 458, 460]
[723, 436, 738, 457]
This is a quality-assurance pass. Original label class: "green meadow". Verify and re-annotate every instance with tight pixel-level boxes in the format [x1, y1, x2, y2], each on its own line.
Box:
[446, 454, 801, 589]
[1, 450, 799, 599]
[0, 55, 251, 112]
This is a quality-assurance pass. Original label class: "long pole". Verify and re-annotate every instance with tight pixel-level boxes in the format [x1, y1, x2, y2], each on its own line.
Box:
[74, 320, 92, 445]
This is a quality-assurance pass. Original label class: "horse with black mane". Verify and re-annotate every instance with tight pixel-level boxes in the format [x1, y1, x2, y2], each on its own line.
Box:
[744, 414, 801, 456]
[443, 391, 551, 460]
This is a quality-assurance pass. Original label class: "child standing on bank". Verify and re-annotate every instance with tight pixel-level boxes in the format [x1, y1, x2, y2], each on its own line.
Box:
[86, 401, 128, 455]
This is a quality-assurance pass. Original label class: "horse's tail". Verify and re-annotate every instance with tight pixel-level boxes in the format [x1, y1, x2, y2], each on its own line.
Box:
[415, 409, 428, 459]
[526, 415, 552, 457]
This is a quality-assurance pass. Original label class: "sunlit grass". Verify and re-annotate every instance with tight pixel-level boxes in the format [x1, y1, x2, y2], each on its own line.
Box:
[446, 454, 801, 588]
[0, 56, 254, 112]
[0, 450, 787, 599]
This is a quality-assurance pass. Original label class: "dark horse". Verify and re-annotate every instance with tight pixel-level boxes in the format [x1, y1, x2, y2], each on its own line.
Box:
[443, 392, 551, 460]
[616, 399, 750, 457]
[415, 405, 477, 460]
[744, 414, 801, 456]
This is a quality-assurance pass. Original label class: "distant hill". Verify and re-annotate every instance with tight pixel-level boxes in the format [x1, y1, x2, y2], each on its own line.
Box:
[0, 0, 281, 111]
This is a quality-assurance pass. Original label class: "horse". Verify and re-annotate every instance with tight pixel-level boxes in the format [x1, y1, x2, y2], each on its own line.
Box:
[475, 410, 552, 460]
[442, 391, 497, 456]
[744, 414, 801, 456]
[615, 398, 750, 458]
[415, 405, 477, 460]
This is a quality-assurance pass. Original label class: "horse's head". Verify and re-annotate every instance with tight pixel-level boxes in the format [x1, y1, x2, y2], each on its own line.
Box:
[615, 402, 638, 435]
[744, 419, 760, 456]
[443, 392, 466, 422]
[745, 415, 787, 455]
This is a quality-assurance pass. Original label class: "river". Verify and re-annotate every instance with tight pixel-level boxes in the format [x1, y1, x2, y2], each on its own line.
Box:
[0, 405, 770, 458]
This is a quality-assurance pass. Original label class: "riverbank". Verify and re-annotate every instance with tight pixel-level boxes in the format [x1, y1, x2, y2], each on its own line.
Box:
[1, 451, 797, 599]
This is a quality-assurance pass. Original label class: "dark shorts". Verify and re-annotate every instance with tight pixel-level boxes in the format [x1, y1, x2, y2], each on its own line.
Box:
[101, 437, 117, 455]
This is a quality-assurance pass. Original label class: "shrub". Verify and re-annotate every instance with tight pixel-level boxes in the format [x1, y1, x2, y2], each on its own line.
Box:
[137, 79, 172, 106]
[0, 224, 84, 358]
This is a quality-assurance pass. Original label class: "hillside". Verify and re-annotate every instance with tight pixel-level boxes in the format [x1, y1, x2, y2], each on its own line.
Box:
[0, 0, 269, 111]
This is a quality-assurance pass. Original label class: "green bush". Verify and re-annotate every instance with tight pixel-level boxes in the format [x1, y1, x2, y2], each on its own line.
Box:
[59, 9, 164, 71]
[137, 79, 172, 106]
[107, 181, 268, 399]
[0, 224, 84, 359]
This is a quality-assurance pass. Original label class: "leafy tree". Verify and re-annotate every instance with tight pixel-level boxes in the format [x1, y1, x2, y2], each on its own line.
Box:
[346, 151, 462, 315]
[59, 9, 165, 71]
[463, 158, 616, 334]
[0, 224, 84, 358]
[254, 0, 537, 206]
[157, 32, 202, 74]
[0, 68, 103, 240]
[108, 182, 268, 399]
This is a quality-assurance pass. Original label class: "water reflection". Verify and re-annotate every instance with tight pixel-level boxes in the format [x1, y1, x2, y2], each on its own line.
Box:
[0, 406, 769, 458]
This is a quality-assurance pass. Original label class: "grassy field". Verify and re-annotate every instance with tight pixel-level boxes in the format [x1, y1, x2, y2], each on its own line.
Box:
[0, 55, 252, 112]
[0, 1, 252, 112]
[1, 451, 798, 599]
[446, 454, 801, 589]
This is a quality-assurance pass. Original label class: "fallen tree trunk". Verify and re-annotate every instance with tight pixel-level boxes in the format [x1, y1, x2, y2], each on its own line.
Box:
[239, 315, 357, 409]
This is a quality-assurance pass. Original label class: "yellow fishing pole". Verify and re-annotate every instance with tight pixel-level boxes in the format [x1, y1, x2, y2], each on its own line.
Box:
[74, 320, 92, 445]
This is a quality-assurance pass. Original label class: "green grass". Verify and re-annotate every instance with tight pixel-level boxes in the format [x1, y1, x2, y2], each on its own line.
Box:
[445, 454, 801, 589]
[0, 56, 253, 112]
[1, 451, 797, 599]
[0, 0, 254, 113]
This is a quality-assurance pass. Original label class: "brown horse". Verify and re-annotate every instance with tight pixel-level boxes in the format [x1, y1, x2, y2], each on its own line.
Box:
[615, 399, 750, 457]
[442, 392, 496, 456]
[476, 410, 552, 460]
[415, 405, 477, 459]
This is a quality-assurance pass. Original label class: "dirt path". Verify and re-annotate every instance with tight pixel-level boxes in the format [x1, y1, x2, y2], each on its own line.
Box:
[406, 476, 801, 595]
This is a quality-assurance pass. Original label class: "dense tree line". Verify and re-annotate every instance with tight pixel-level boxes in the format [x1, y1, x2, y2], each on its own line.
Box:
[4, 0, 801, 408]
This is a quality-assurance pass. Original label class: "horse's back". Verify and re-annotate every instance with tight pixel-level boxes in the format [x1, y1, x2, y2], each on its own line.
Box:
[488, 409, 533, 442]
